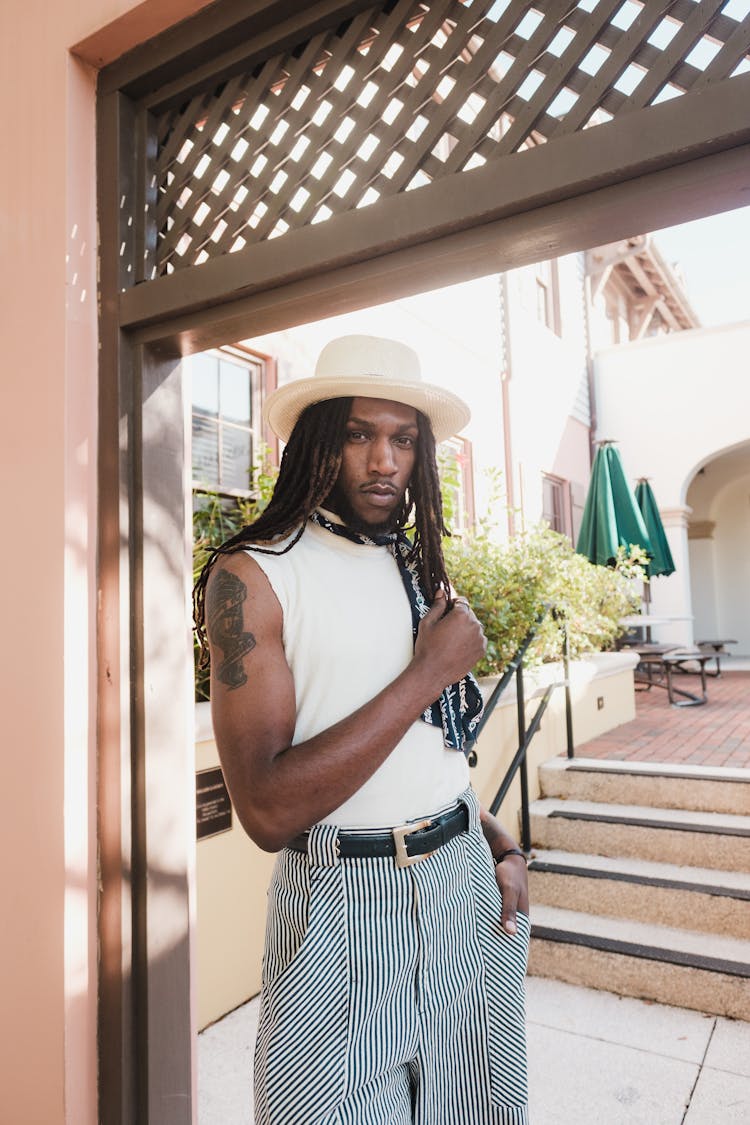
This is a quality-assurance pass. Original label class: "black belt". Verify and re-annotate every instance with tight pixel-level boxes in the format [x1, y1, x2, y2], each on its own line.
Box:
[288, 802, 469, 869]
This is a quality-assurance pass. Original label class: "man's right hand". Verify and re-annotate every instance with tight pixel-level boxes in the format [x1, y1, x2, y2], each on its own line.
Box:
[413, 588, 487, 690]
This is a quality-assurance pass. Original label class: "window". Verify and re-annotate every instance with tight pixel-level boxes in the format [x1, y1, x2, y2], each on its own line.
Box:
[542, 473, 571, 538]
[191, 348, 269, 495]
[439, 437, 475, 534]
[535, 259, 562, 335]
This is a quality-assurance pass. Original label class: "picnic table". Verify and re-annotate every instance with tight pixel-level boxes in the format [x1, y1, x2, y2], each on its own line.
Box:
[696, 639, 737, 677]
[623, 643, 711, 707]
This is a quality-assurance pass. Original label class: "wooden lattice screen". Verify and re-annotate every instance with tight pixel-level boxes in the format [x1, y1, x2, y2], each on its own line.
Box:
[154, 0, 750, 277]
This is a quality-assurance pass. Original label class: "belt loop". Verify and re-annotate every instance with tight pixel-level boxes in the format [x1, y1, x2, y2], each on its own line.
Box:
[461, 786, 480, 832]
[305, 823, 341, 868]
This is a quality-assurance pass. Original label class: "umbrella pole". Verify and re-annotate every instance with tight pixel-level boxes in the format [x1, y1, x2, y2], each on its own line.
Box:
[643, 579, 652, 643]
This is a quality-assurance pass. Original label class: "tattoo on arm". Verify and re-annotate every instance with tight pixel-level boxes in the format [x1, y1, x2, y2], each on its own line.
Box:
[206, 569, 257, 689]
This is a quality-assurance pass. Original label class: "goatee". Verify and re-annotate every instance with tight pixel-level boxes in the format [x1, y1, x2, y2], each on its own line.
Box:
[323, 486, 399, 537]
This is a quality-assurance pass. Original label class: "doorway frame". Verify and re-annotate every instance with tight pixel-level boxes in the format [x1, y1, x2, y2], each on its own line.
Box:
[96, 3, 750, 1121]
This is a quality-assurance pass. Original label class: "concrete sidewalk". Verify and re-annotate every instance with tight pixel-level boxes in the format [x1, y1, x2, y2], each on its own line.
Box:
[198, 976, 750, 1123]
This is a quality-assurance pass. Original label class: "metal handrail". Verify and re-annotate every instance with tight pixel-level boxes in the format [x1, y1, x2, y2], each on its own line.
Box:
[470, 606, 575, 853]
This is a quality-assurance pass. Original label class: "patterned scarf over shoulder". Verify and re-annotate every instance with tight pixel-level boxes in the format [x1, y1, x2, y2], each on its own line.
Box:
[310, 509, 483, 754]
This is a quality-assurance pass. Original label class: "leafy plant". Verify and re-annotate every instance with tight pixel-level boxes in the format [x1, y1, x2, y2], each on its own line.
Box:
[444, 523, 645, 679]
[193, 449, 279, 701]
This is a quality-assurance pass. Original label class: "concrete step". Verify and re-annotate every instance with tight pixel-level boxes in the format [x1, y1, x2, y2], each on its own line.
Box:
[528, 905, 750, 1020]
[538, 756, 750, 816]
[529, 797, 750, 872]
[528, 849, 750, 939]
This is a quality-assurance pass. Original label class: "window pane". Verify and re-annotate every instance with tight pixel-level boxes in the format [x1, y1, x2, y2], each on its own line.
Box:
[221, 424, 252, 490]
[220, 360, 251, 423]
[192, 415, 219, 485]
[543, 476, 566, 533]
[192, 353, 220, 416]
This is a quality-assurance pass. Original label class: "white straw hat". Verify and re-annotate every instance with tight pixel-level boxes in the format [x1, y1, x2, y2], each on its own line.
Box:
[263, 334, 470, 444]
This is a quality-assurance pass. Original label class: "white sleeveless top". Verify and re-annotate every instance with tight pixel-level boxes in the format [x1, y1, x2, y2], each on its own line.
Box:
[247, 515, 469, 828]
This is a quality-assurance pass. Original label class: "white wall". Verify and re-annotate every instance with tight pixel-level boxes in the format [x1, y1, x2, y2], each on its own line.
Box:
[713, 474, 750, 656]
[688, 537, 719, 641]
[594, 320, 750, 642]
[686, 450, 750, 655]
[504, 255, 591, 531]
[595, 321, 750, 507]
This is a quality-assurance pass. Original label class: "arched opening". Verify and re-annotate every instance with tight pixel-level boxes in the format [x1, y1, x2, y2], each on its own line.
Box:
[687, 441, 750, 659]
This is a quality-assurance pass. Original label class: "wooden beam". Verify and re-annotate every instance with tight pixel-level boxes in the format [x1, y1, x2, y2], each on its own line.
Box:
[138, 345, 195, 1125]
[655, 297, 682, 332]
[97, 87, 139, 1125]
[625, 255, 659, 299]
[98, 88, 196, 1125]
[647, 237, 701, 328]
[497, 0, 623, 155]
[126, 141, 750, 353]
[621, 0, 727, 113]
[623, 245, 698, 329]
[99, 0, 377, 104]
[587, 239, 648, 301]
[547, 3, 677, 139]
[694, 15, 750, 88]
[631, 296, 659, 340]
[120, 70, 750, 332]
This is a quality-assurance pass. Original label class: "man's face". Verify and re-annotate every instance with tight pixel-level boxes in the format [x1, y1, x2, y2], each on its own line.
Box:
[325, 397, 418, 533]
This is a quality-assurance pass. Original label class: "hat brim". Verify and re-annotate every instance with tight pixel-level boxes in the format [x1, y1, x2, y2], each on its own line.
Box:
[264, 376, 470, 444]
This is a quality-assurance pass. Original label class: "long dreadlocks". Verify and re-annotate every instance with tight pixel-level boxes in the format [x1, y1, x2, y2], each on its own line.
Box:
[193, 396, 451, 664]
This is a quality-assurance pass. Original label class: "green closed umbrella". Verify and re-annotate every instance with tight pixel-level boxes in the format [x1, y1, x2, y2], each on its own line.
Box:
[635, 478, 675, 624]
[576, 442, 653, 566]
[635, 479, 675, 578]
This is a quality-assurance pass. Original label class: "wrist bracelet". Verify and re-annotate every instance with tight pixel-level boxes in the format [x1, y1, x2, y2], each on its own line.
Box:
[495, 847, 527, 864]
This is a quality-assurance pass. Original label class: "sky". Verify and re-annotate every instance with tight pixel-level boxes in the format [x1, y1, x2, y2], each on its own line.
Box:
[647, 205, 750, 328]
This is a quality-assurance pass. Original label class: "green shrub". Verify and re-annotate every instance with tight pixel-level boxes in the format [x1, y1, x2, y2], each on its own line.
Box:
[443, 524, 645, 679]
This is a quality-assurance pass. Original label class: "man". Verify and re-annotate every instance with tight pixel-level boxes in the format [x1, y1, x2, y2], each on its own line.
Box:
[195, 335, 530, 1124]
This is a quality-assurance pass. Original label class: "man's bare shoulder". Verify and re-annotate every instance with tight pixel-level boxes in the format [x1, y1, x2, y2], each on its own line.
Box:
[204, 550, 284, 688]
[206, 546, 270, 589]
[205, 548, 281, 613]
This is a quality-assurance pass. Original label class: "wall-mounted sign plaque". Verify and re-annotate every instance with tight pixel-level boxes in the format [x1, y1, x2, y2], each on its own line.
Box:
[196, 767, 232, 840]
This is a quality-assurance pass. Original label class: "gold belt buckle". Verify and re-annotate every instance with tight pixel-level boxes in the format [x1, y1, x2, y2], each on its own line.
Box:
[393, 818, 434, 868]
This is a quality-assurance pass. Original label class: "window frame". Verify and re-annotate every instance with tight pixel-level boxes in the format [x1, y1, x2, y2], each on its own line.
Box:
[190, 344, 277, 499]
[439, 435, 476, 535]
[534, 258, 562, 336]
[542, 471, 572, 540]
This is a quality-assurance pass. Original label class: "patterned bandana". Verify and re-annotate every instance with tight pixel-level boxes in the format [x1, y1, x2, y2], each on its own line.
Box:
[310, 509, 483, 754]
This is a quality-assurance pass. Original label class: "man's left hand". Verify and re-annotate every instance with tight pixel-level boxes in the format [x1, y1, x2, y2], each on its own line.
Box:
[494, 853, 529, 936]
[479, 803, 530, 935]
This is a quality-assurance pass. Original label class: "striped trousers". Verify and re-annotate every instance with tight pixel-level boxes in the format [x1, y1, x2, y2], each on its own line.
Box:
[254, 788, 529, 1124]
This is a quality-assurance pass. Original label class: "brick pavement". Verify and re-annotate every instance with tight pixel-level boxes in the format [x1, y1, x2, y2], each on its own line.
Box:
[576, 671, 750, 769]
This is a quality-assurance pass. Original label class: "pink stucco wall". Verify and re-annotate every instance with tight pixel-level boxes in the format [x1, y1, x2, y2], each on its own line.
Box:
[0, 2, 212, 1121]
